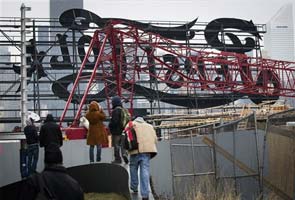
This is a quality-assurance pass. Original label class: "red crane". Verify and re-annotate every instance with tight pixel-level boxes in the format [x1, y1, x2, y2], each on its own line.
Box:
[59, 20, 295, 127]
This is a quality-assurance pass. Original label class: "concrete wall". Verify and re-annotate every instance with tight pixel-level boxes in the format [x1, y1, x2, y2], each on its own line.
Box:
[0, 139, 113, 187]
[0, 132, 265, 199]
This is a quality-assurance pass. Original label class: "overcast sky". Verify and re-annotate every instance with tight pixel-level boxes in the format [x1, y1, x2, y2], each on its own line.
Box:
[0, 0, 294, 24]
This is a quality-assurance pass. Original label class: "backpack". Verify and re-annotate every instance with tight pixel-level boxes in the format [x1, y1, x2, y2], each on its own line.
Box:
[122, 121, 138, 151]
[120, 107, 131, 129]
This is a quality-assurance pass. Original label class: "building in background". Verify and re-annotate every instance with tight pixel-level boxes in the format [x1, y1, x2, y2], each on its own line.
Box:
[50, 0, 83, 38]
[264, 3, 295, 62]
[0, 48, 7, 131]
[0, 46, 14, 132]
[46, 0, 84, 119]
[50, 0, 83, 19]
[264, 3, 295, 107]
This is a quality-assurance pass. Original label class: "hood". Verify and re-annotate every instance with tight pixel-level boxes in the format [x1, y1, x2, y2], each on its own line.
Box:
[111, 96, 122, 108]
[134, 117, 145, 123]
[89, 101, 100, 112]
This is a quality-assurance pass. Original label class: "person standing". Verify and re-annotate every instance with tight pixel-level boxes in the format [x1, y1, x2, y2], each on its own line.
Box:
[85, 101, 108, 163]
[128, 116, 158, 200]
[108, 96, 129, 164]
[24, 118, 39, 176]
[39, 114, 63, 149]
[20, 143, 84, 200]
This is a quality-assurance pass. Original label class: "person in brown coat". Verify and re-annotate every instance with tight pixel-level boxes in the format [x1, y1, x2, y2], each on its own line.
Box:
[85, 101, 108, 163]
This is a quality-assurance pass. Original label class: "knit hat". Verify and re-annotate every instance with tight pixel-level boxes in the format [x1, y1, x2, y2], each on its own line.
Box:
[44, 114, 54, 123]
[44, 143, 63, 164]
[111, 96, 122, 108]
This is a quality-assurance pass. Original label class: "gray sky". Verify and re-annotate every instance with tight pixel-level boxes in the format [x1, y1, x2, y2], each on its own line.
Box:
[0, 0, 293, 24]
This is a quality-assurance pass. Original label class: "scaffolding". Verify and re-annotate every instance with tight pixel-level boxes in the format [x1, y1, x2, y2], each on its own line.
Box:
[0, 9, 294, 131]
[59, 20, 295, 128]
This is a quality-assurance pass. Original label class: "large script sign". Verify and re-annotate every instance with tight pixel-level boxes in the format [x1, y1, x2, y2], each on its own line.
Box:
[13, 9, 276, 108]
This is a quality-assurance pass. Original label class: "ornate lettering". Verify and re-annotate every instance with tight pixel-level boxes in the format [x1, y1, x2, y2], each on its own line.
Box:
[12, 9, 275, 107]
[204, 18, 261, 53]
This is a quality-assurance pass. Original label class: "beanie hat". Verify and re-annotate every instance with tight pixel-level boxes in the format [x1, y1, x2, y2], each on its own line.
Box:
[111, 96, 122, 108]
[44, 143, 63, 164]
[44, 114, 54, 123]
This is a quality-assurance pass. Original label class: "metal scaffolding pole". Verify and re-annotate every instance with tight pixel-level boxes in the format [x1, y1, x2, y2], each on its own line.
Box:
[20, 4, 30, 130]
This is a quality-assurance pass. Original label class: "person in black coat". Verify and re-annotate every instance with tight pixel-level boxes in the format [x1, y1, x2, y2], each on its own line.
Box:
[24, 118, 39, 176]
[39, 114, 63, 149]
[108, 96, 129, 164]
[20, 143, 84, 200]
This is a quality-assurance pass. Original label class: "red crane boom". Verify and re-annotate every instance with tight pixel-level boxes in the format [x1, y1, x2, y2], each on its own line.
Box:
[60, 21, 295, 126]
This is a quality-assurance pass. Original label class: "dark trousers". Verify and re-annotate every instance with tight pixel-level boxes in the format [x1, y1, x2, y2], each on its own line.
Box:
[89, 144, 102, 162]
[112, 135, 127, 162]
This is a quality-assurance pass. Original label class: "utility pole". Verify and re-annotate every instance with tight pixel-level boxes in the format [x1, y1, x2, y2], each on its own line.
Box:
[20, 3, 32, 179]
[20, 4, 31, 130]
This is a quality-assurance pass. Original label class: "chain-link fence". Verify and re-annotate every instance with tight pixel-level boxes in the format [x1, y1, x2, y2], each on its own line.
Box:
[169, 113, 261, 199]
[212, 113, 261, 199]
[169, 124, 215, 199]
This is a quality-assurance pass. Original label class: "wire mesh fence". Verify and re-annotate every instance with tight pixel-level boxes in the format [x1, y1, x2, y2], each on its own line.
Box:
[168, 113, 262, 199]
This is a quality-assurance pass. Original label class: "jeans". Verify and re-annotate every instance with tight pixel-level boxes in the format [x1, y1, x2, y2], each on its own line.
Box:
[20, 148, 28, 178]
[129, 153, 151, 198]
[89, 144, 102, 162]
[112, 135, 127, 162]
[27, 144, 39, 175]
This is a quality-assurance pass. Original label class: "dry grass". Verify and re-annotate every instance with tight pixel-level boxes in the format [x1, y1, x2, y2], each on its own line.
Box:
[191, 176, 241, 200]
[84, 192, 127, 200]
[194, 190, 240, 200]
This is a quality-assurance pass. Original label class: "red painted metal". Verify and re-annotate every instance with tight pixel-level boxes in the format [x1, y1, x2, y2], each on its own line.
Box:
[59, 31, 109, 126]
[60, 21, 295, 126]
[59, 33, 97, 126]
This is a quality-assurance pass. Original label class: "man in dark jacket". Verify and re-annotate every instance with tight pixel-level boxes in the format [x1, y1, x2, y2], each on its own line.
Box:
[108, 96, 129, 164]
[24, 118, 39, 176]
[39, 114, 63, 149]
[20, 143, 84, 200]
